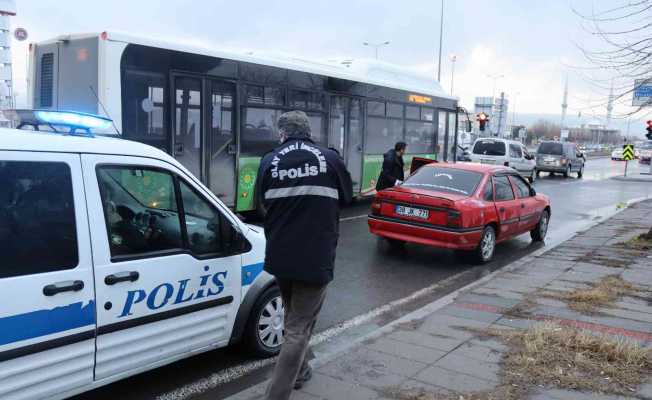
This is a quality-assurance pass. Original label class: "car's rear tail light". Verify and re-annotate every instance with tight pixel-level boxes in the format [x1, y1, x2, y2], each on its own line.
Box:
[447, 210, 462, 228]
[371, 199, 382, 215]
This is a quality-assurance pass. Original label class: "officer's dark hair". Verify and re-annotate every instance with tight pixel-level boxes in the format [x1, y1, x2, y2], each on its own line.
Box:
[395, 142, 407, 151]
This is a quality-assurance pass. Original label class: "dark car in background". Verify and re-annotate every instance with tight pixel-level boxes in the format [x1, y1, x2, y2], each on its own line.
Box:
[535, 141, 585, 178]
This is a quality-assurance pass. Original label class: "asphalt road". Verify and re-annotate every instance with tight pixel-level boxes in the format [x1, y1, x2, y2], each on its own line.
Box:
[71, 157, 652, 400]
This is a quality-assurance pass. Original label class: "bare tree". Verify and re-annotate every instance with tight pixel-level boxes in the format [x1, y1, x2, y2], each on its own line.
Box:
[529, 119, 561, 141]
[574, 1, 652, 117]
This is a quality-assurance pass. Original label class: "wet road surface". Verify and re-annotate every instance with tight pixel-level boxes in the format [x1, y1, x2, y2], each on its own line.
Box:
[71, 157, 652, 400]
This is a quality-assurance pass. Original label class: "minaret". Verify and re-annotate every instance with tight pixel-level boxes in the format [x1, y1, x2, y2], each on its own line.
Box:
[560, 76, 568, 129]
[606, 79, 614, 128]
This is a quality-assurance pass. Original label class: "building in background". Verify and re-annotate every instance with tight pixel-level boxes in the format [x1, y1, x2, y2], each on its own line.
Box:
[0, 0, 15, 127]
[568, 120, 621, 145]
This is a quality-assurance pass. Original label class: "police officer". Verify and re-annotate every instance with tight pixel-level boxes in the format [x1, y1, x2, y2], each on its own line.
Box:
[376, 141, 407, 191]
[257, 110, 352, 400]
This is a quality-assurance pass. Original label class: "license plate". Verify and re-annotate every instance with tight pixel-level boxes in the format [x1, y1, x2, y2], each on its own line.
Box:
[480, 159, 495, 164]
[395, 205, 429, 219]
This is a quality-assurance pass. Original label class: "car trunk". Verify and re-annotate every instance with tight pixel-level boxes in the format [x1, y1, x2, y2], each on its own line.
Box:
[376, 187, 465, 227]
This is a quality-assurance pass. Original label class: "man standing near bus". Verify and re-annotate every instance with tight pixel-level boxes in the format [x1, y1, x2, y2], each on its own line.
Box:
[376, 142, 407, 191]
[257, 110, 352, 400]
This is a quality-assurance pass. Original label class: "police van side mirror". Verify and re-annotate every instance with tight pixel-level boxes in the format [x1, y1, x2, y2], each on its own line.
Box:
[231, 230, 252, 254]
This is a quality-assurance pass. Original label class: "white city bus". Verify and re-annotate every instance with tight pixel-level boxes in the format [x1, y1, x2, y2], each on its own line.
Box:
[28, 31, 458, 212]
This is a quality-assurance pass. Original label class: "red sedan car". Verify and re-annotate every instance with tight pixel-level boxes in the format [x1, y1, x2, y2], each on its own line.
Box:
[368, 162, 551, 263]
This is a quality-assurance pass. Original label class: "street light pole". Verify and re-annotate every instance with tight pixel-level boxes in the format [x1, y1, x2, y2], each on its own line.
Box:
[449, 54, 457, 95]
[436, 0, 444, 82]
[363, 41, 390, 60]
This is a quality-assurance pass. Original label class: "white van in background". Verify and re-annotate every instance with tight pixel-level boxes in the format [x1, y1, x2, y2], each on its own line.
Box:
[469, 138, 537, 183]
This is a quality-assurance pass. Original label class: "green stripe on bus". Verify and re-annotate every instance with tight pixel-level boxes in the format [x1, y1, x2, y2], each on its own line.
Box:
[235, 153, 437, 211]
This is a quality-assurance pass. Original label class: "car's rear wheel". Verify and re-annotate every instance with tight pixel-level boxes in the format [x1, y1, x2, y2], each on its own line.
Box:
[531, 209, 550, 242]
[474, 225, 496, 264]
[244, 285, 284, 358]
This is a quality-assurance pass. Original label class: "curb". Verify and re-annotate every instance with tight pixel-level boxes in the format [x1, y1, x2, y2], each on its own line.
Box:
[611, 175, 652, 183]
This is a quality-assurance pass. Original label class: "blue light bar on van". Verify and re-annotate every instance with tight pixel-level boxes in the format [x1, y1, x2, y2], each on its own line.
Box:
[35, 110, 113, 130]
[3, 109, 118, 136]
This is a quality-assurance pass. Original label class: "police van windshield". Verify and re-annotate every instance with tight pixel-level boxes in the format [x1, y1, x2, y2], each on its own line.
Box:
[472, 140, 506, 156]
[538, 142, 563, 155]
[403, 167, 483, 196]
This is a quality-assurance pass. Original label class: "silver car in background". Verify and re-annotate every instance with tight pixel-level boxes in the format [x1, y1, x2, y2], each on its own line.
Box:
[536, 141, 585, 178]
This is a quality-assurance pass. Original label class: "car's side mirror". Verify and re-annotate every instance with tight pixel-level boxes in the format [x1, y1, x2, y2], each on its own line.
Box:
[529, 187, 537, 197]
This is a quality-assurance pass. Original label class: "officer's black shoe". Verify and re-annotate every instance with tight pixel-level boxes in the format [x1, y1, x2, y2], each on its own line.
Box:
[293, 366, 313, 390]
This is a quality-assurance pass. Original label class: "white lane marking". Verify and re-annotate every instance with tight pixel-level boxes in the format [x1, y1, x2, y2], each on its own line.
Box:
[156, 272, 467, 400]
[339, 214, 368, 222]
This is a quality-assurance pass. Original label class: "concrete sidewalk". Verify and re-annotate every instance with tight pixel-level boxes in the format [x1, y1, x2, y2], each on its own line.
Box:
[229, 201, 652, 400]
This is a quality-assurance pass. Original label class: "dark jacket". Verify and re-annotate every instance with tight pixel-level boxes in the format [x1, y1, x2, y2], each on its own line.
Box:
[376, 149, 405, 191]
[257, 137, 353, 285]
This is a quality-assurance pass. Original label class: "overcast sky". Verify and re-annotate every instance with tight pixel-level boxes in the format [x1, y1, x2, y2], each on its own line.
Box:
[7, 0, 643, 126]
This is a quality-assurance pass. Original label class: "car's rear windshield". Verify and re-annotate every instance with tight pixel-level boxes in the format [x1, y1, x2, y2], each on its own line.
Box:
[403, 167, 483, 196]
[538, 142, 563, 155]
[472, 139, 506, 156]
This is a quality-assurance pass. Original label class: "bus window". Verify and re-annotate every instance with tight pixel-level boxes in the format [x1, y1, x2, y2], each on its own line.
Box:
[241, 108, 326, 156]
[122, 70, 167, 151]
[241, 108, 283, 156]
[365, 115, 404, 154]
[246, 85, 285, 106]
[447, 112, 456, 161]
[405, 120, 435, 154]
[437, 111, 446, 160]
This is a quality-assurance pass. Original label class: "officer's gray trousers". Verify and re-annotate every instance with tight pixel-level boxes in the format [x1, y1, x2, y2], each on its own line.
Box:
[264, 279, 328, 400]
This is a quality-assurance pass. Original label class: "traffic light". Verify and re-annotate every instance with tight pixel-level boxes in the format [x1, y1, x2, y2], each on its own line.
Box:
[646, 120, 652, 140]
[477, 112, 489, 131]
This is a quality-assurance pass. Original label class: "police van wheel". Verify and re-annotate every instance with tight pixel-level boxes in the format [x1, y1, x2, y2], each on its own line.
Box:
[245, 285, 284, 358]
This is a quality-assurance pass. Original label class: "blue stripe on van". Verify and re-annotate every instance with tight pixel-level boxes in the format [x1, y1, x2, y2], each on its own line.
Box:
[0, 301, 95, 346]
[242, 263, 264, 286]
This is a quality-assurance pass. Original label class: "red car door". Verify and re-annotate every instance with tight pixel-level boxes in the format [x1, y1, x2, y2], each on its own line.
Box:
[509, 174, 539, 233]
[492, 175, 521, 238]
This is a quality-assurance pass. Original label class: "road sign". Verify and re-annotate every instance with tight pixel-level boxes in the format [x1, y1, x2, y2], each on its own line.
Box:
[633, 79, 652, 107]
[13, 27, 27, 41]
[623, 144, 635, 161]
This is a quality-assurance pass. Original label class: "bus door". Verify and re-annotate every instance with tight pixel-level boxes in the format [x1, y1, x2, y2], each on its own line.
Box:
[329, 96, 363, 193]
[171, 74, 236, 206]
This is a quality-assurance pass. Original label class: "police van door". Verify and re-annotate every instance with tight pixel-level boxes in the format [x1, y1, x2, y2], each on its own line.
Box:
[81, 154, 242, 380]
[0, 152, 96, 400]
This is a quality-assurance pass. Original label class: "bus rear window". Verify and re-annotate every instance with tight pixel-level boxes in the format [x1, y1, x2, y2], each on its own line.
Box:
[538, 142, 563, 155]
[403, 167, 483, 196]
[473, 140, 506, 156]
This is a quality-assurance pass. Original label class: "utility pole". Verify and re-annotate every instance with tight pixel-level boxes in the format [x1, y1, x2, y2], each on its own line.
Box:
[496, 92, 505, 137]
[561, 76, 568, 130]
[449, 54, 457, 95]
[436, 0, 444, 82]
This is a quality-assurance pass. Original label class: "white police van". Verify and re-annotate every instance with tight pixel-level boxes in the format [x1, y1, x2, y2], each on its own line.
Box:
[0, 110, 283, 400]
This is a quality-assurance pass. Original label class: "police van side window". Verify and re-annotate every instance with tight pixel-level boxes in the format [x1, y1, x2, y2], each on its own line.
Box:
[97, 166, 184, 258]
[179, 181, 241, 256]
[0, 161, 78, 278]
